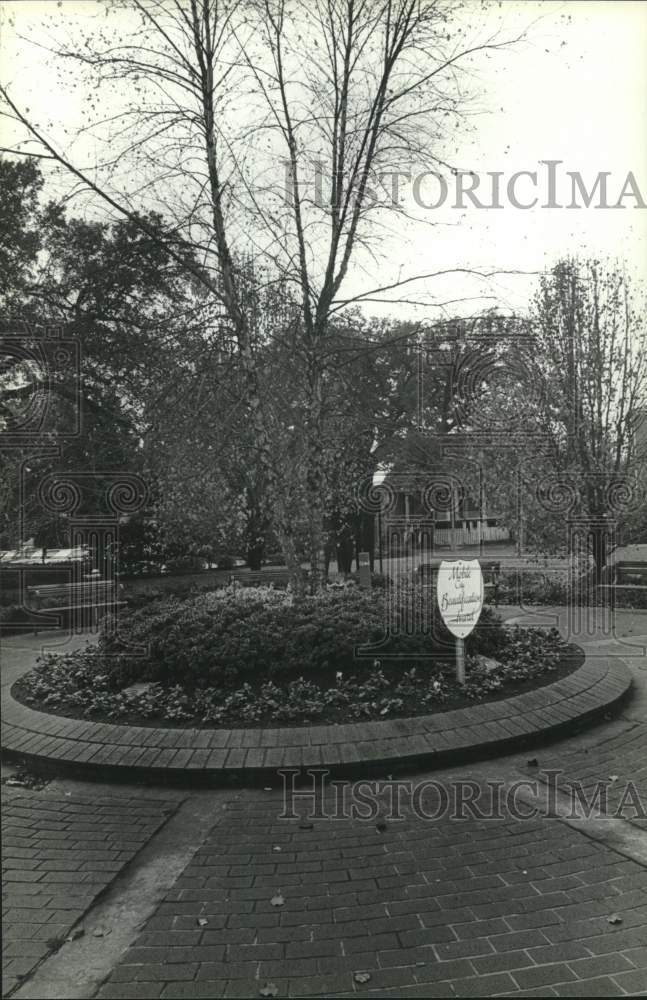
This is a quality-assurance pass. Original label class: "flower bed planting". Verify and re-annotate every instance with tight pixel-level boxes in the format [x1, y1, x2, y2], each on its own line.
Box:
[14, 585, 578, 728]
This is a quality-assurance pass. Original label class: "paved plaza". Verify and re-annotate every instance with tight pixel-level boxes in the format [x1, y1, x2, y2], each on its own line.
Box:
[2, 608, 647, 998]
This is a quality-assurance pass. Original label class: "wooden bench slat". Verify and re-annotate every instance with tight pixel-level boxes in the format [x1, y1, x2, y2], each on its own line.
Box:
[25, 579, 124, 631]
[33, 601, 126, 613]
[27, 584, 110, 589]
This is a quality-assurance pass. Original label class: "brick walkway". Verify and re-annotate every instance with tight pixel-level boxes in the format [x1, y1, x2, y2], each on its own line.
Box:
[95, 789, 647, 999]
[517, 614, 647, 831]
[533, 719, 647, 832]
[2, 608, 646, 998]
[1, 787, 177, 997]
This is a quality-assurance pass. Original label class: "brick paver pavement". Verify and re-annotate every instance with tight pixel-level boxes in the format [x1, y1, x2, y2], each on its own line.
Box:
[1, 787, 177, 997]
[95, 789, 647, 999]
[531, 717, 647, 831]
[3, 608, 646, 998]
[501, 610, 647, 830]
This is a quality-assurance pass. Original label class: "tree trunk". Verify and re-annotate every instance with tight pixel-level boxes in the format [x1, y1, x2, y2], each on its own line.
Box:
[591, 525, 608, 585]
[246, 542, 264, 572]
[199, 42, 305, 596]
[337, 530, 354, 575]
[357, 510, 375, 571]
[305, 366, 325, 594]
[324, 540, 335, 582]
[274, 519, 304, 595]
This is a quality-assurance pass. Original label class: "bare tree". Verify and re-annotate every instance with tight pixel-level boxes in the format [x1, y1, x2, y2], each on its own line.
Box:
[526, 258, 647, 574]
[468, 259, 647, 567]
[1, 0, 521, 590]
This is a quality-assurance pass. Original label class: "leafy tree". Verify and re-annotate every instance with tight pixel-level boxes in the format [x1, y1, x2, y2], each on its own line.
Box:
[0, 158, 203, 559]
[0, 156, 43, 303]
[458, 261, 647, 569]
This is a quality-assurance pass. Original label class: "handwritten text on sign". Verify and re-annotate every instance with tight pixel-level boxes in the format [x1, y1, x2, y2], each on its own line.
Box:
[436, 559, 484, 639]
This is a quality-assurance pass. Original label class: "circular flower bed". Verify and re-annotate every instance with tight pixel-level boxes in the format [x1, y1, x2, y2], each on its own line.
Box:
[14, 585, 579, 728]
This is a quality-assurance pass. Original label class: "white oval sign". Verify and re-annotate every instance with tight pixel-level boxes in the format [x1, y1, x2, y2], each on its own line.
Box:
[436, 559, 484, 638]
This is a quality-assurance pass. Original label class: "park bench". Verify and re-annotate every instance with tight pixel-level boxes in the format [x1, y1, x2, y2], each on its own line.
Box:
[224, 569, 292, 589]
[26, 579, 125, 632]
[597, 560, 647, 600]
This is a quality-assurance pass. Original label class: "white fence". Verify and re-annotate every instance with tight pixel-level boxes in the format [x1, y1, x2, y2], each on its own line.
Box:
[434, 525, 509, 547]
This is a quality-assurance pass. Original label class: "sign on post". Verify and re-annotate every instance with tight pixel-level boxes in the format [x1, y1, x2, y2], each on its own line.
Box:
[436, 559, 484, 685]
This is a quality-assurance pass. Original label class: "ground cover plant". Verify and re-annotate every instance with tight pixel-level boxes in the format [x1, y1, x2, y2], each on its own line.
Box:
[14, 584, 577, 727]
[488, 570, 647, 609]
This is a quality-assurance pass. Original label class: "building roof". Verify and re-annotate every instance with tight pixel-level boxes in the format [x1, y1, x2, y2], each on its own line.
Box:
[0, 546, 88, 566]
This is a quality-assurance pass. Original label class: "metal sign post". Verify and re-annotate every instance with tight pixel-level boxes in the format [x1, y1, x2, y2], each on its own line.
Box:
[455, 636, 466, 685]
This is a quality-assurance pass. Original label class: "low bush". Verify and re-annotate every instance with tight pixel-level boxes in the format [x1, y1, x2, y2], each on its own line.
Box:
[97, 584, 485, 690]
[16, 616, 570, 726]
[346, 571, 392, 589]
[163, 555, 206, 575]
[490, 571, 647, 609]
[123, 577, 217, 610]
[489, 571, 570, 607]
[0, 604, 34, 634]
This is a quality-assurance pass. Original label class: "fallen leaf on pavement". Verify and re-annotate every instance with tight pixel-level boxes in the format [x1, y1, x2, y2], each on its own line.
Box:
[608, 914, 623, 924]
[3, 769, 50, 790]
[270, 892, 285, 907]
[259, 985, 279, 998]
[354, 972, 371, 984]
[197, 917, 209, 927]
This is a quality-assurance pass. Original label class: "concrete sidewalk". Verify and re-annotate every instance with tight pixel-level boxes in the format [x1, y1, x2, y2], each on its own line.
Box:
[1, 786, 177, 998]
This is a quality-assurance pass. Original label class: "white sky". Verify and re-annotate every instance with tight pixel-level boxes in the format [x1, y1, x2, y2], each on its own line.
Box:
[1, 0, 646, 320]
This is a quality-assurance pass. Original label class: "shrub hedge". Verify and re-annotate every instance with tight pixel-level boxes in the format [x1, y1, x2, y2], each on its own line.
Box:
[16, 607, 570, 726]
[489, 571, 647, 609]
[96, 585, 506, 691]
